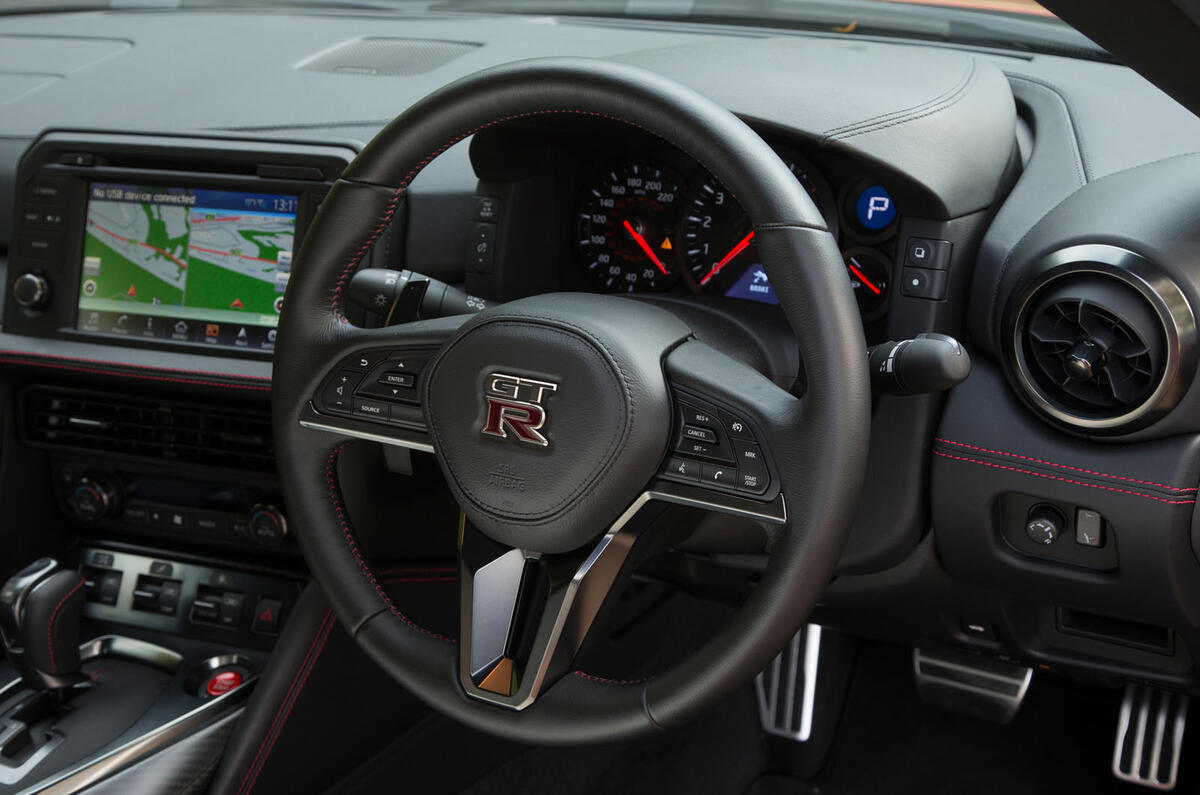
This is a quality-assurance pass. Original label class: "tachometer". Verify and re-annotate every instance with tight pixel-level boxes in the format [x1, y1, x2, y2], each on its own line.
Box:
[577, 162, 683, 293]
[682, 153, 835, 303]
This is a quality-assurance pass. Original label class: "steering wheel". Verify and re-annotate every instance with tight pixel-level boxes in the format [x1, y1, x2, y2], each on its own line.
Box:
[272, 58, 869, 744]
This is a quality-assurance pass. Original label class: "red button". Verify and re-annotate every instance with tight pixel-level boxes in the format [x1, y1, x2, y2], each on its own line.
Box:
[205, 669, 243, 697]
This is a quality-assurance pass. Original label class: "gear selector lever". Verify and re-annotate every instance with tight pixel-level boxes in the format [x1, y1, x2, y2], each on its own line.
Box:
[0, 558, 88, 694]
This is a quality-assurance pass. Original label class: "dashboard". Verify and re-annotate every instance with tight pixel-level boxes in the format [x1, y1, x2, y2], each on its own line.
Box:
[2, 4, 1200, 719]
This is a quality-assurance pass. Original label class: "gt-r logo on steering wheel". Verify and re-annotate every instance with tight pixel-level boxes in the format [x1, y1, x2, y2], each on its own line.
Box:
[481, 373, 559, 448]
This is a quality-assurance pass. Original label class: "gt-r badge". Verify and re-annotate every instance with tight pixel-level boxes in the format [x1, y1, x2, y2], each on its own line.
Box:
[481, 373, 559, 447]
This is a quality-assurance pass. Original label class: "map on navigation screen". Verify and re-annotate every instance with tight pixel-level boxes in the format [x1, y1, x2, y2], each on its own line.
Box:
[77, 183, 297, 347]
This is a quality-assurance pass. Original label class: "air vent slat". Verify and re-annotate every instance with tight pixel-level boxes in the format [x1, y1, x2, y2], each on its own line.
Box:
[23, 387, 274, 472]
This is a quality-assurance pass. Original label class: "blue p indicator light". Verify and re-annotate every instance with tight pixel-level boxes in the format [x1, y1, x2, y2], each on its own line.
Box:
[855, 184, 896, 231]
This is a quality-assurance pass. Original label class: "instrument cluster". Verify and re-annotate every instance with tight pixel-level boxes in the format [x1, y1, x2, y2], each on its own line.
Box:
[573, 146, 899, 320]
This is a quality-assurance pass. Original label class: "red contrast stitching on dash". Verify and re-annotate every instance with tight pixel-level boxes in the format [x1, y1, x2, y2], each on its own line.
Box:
[932, 450, 1197, 505]
[325, 443, 454, 643]
[935, 438, 1198, 493]
[47, 577, 85, 675]
[330, 109, 697, 320]
[0, 356, 271, 393]
[239, 610, 337, 795]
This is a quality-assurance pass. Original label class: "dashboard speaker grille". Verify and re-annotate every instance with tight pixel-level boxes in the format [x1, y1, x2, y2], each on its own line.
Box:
[22, 387, 274, 472]
[297, 38, 479, 76]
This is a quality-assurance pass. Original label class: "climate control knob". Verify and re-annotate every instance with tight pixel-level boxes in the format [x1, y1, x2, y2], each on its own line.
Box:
[67, 476, 120, 522]
[12, 273, 50, 310]
[248, 504, 288, 546]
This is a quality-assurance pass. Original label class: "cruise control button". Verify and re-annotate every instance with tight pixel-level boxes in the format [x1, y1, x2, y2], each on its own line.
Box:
[678, 401, 720, 428]
[718, 410, 755, 442]
[664, 458, 701, 481]
[682, 425, 718, 444]
[320, 370, 361, 414]
[674, 437, 734, 463]
[732, 441, 770, 494]
[700, 464, 738, 487]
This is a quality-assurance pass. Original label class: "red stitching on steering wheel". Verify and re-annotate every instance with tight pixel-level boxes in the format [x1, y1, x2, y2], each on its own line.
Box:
[329, 109, 721, 320]
[324, 442, 455, 643]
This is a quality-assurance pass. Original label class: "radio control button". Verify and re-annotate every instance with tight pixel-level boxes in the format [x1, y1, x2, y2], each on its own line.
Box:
[344, 350, 390, 371]
[352, 397, 389, 420]
[24, 177, 67, 203]
[319, 370, 361, 414]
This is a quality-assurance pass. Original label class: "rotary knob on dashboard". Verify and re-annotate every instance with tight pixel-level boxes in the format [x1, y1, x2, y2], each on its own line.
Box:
[248, 504, 288, 546]
[12, 272, 50, 311]
[68, 476, 121, 522]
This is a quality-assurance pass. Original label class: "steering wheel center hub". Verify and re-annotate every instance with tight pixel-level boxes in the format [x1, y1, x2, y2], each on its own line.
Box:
[423, 294, 686, 553]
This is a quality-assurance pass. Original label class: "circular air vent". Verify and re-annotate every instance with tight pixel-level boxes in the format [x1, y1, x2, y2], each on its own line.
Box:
[1007, 245, 1196, 434]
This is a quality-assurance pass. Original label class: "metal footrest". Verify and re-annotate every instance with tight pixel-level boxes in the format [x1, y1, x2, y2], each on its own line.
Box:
[1113, 684, 1188, 790]
[755, 625, 821, 741]
[913, 647, 1031, 723]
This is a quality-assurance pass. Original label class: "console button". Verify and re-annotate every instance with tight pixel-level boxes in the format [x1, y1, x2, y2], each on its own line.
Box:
[252, 597, 283, 636]
[249, 506, 287, 546]
[204, 669, 244, 697]
[191, 513, 229, 536]
[904, 238, 952, 271]
[90, 552, 114, 568]
[148, 561, 173, 578]
[732, 441, 770, 494]
[132, 575, 182, 616]
[219, 591, 244, 628]
[98, 570, 122, 606]
[18, 235, 61, 260]
[700, 464, 738, 487]
[899, 267, 948, 300]
[24, 177, 67, 203]
[320, 370, 361, 414]
[149, 506, 189, 531]
[664, 458, 701, 481]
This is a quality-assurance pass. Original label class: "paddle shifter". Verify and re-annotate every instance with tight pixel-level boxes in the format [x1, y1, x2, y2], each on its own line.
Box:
[0, 558, 88, 694]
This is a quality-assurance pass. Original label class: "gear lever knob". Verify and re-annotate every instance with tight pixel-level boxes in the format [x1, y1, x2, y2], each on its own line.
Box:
[0, 558, 88, 692]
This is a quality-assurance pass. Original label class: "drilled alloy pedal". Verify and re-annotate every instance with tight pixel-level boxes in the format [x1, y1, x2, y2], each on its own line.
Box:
[1113, 684, 1188, 790]
[755, 625, 821, 741]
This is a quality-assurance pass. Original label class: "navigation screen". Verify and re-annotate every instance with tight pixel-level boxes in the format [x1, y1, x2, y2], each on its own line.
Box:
[76, 182, 297, 351]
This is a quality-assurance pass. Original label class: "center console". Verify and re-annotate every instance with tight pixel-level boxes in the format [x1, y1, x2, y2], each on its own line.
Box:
[0, 132, 359, 791]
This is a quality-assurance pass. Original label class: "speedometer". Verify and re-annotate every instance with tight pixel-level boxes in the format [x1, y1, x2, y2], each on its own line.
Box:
[682, 152, 835, 302]
[577, 162, 683, 293]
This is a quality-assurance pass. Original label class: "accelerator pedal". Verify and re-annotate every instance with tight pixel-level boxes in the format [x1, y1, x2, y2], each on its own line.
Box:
[1112, 684, 1188, 790]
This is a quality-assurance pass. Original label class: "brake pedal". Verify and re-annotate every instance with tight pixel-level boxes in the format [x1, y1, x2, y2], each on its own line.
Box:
[1113, 684, 1188, 790]
[755, 625, 821, 741]
[912, 647, 1031, 723]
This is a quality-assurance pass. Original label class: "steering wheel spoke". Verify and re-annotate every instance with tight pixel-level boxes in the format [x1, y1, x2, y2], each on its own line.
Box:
[298, 315, 467, 452]
[646, 339, 796, 526]
[458, 498, 666, 709]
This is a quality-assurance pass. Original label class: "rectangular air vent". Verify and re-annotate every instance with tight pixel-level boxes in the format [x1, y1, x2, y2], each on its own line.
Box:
[22, 387, 274, 472]
[297, 38, 479, 76]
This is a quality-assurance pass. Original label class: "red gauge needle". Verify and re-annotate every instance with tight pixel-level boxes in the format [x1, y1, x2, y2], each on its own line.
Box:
[701, 230, 756, 285]
[623, 219, 668, 275]
[846, 257, 882, 295]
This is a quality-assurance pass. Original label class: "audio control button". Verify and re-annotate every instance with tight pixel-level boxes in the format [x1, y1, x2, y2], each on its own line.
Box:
[319, 370, 361, 414]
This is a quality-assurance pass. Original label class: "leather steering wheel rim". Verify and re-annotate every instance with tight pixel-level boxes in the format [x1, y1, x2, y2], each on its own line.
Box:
[272, 57, 870, 744]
